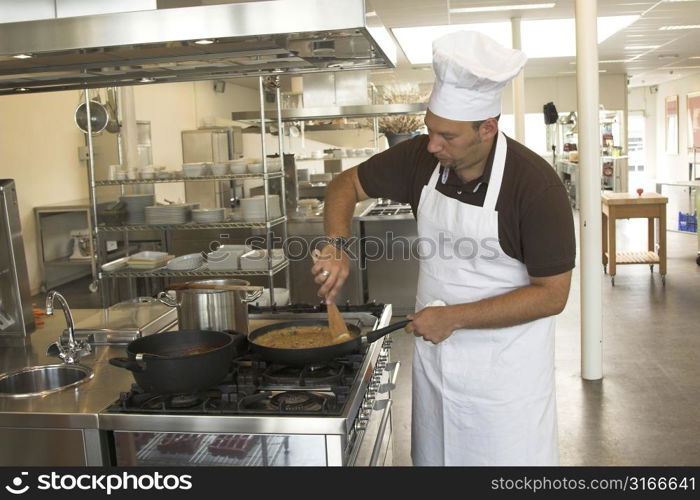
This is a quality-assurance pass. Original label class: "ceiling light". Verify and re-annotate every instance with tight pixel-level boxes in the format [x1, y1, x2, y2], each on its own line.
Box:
[449, 2, 555, 14]
[13, 54, 32, 59]
[15, 88, 29, 92]
[624, 45, 660, 50]
[139, 77, 155, 83]
[393, 15, 638, 63]
[194, 39, 215, 45]
[659, 25, 700, 30]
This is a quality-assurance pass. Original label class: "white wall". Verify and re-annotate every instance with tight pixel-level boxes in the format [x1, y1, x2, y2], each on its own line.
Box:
[0, 91, 87, 295]
[650, 73, 700, 181]
[501, 74, 628, 114]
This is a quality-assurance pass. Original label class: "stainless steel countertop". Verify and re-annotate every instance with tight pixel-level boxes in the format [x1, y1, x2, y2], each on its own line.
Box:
[0, 311, 133, 429]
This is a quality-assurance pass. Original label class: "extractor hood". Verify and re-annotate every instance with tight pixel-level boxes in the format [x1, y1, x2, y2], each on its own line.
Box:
[0, 0, 396, 94]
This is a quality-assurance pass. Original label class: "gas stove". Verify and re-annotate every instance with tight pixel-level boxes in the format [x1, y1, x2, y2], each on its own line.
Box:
[98, 303, 397, 466]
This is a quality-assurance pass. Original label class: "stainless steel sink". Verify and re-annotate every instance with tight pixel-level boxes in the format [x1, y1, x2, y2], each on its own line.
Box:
[0, 364, 93, 398]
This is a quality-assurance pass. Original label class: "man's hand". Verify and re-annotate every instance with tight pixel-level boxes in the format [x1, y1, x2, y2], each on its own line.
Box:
[405, 306, 457, 344]
[311, 244, 349, 304]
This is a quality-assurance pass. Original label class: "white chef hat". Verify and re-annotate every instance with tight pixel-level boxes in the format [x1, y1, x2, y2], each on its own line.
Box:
[428, 30, 527, 122]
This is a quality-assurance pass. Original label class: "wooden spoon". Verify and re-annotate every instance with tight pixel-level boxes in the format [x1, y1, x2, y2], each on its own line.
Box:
[312, 249, 351, 343]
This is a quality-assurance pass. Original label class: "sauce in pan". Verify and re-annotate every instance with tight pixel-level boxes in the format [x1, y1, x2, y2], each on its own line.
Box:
[254, 326, 358, 349]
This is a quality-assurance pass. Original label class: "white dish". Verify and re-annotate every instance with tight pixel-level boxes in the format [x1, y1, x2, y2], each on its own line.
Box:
[167, 253, 204, 271]
[127, 251, 173, 269]
[192, 208, 225, 223]
[228, 159, 248, 174]
[127, 251, 169, 262]
[239, 249, 285, 270]
[206, 244, 251, 271]
[211, 163, 229, 176]
[101, 257, 129, 272]
[182, 162, 209, 177]
[240, 195, 281, 219]
[251, 288, 290, 307]
[247, 162, 263, 174]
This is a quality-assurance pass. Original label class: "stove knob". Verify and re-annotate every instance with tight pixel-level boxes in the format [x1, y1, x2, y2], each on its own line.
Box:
[372, 375, 383, 385]
[369, 381, 381, 393]
[362, 398, 375, 410]
[355, 420, 368, 431]
[360, 409, 372, 420]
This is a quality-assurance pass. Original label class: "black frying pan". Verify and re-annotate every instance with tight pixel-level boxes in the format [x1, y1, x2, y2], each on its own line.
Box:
[109, 330, 247, 394]
[248, 319, 411, 365]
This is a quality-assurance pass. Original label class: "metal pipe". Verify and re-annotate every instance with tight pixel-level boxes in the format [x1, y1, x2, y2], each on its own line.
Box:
[575, 0, 603, 380]
[259, 76, 274, 297]
[83, 89, 101, 297]
[45, 291, 76, 346]
[511, 17, 526, 143]
[275, 80, 290, 304]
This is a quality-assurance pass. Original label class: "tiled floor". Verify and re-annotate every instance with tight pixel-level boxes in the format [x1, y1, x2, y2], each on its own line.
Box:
[389, 216, 700, 466]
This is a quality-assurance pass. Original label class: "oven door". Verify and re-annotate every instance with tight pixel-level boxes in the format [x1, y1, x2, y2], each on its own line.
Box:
[113, 432, 331, 466]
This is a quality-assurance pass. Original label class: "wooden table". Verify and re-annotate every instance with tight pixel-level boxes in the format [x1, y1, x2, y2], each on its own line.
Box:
[601, 192, 668, 286]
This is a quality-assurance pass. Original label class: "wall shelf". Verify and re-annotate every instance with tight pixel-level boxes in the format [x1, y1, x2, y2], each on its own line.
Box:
[97, 216, 287, 232]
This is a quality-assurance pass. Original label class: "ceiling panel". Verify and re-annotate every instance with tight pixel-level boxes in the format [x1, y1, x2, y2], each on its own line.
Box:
[368, 0, 700, 88]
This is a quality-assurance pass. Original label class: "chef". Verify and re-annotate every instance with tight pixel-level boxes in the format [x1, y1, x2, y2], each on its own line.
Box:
[312, 30, 576, 465]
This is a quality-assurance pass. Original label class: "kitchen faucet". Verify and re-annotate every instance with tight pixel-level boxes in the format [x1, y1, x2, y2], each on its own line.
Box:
[45, 290, 91, 364]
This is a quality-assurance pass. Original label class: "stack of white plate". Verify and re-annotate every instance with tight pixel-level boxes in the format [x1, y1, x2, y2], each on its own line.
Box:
[240, 195, 281, 220]
[145, 204, 190, 225]
[120, 194, 155, 225]
[192, 208, 225, 223]
[206, 244, 251, 271]
[239, 249, 285, 270]
[166, 253, 205, 271]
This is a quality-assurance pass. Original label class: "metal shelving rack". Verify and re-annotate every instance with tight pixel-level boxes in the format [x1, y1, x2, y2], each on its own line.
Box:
[84, 76, 290, 306]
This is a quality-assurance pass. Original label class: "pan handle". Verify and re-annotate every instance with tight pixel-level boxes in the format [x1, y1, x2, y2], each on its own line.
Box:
[109, 357, 145, 372]
[365, 319, 411, 344]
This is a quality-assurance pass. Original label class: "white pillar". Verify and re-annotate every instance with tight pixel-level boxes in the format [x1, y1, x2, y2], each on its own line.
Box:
[576, 0, 603, 380]
[511, 17, 526, 143]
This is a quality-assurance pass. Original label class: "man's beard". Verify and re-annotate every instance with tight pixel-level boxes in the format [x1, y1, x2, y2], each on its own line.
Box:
[440, 134, 482, 170]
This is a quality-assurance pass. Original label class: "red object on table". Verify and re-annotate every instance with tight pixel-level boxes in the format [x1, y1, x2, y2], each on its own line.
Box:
[636, 188, 644, 197]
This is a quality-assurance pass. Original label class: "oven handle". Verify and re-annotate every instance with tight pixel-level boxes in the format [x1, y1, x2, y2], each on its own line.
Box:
[369, 399, 393, 467]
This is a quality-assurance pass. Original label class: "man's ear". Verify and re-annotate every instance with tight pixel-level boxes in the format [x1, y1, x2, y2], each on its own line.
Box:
[479, 117, 499, 141]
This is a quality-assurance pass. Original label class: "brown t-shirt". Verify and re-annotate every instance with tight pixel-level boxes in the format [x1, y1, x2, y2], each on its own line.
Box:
[357, 134, 576, 277]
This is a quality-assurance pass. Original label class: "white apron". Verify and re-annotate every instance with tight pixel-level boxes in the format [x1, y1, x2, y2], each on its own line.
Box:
[411, 132, 559, 466]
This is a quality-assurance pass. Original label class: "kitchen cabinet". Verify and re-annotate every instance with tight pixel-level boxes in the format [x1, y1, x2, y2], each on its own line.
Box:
[34, 200, 95, 292]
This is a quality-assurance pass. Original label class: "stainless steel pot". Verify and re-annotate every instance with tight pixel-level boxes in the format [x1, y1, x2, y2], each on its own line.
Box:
[157, 279, 262, 334]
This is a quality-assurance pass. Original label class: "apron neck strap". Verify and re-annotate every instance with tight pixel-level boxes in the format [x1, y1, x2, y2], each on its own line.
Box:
[428, 131, 507, 211]
[483, 131, 507, 211]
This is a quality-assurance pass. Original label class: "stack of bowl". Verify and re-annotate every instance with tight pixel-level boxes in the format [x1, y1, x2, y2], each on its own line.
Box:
[182, 162, 209, 178]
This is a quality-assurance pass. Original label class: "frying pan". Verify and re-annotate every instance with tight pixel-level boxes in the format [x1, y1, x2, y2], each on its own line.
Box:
[109, 330, 247, 394]
[248, 319, 411, 365]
